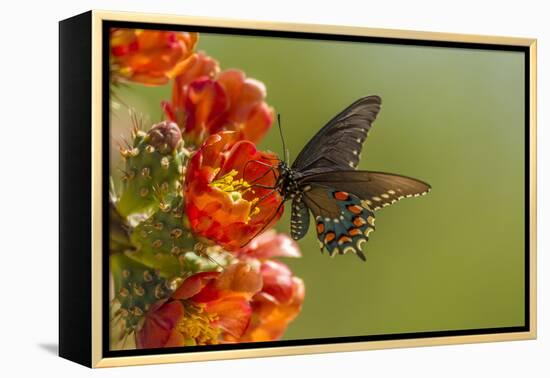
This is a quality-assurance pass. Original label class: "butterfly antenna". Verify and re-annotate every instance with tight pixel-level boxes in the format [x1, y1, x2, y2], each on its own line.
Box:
[277, 113, 289, 164]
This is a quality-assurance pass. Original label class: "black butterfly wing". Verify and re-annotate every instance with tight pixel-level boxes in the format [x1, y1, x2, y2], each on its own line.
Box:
[299, 186, 376, 261]
[299, 170, 431, 211]
[291, 96, 381, 173]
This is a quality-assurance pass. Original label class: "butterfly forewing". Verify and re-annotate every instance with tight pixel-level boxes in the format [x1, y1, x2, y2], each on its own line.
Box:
[300, 170, 431, 211]
[292, 96, 381, 173]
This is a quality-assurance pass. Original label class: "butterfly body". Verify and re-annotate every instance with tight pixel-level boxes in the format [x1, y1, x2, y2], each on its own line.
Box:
[275, 95, 431, 261]
[276, 161, 300, 198]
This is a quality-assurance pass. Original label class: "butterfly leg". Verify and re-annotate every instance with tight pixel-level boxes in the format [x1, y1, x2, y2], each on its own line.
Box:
[242, 159, 279, 185]
[252, 188, 281, 207]
[239, 198, 286, 248]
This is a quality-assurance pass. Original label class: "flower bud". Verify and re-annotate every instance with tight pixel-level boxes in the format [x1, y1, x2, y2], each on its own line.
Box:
[147, 121, 182, 154]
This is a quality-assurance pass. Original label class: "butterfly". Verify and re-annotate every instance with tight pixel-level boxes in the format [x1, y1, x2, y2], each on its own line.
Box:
[274, 95, 431, 261]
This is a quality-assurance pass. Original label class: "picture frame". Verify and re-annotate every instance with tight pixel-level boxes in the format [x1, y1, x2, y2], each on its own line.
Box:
[59, 10, 537, 368]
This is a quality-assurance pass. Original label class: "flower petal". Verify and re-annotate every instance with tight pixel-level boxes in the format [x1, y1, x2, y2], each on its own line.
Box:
[206, 295, 252, 338]
[215, 261, 263, 295]
[239, 230, 301, 259]
[110, 29, 197, 86]
[260, 260, 295, 304]
[171, 52, 220, 91]
[185, 78, 229, 138]
[172, 271, 220, 300]
[137, 300, 184, 349]
[239, 102, 274, 144]
[243, 276, 305, 342]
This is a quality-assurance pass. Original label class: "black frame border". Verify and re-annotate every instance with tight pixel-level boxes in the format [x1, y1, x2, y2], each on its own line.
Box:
[59, 11, 93, 367]
[102, 20, 531, 359]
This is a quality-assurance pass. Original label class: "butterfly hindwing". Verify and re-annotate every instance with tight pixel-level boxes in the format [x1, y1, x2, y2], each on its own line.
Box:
[303, 187, 375, 261]
[290, 198, 310, 241]
[292, 96, 381, 173]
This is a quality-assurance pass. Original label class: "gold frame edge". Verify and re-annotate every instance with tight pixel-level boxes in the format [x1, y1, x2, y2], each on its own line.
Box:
[89, 10, 537, 368]
[91, 10, 104, 368]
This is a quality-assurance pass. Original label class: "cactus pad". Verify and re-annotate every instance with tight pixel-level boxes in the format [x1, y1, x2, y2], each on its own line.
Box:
[129, 195, 227, 276]
[117, 121, 188, 217]
[110, 253, 178, 343]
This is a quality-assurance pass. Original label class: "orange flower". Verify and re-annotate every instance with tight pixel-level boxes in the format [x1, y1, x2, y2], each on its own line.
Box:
[179, 77, 229, 145]
[137, 262, 262, 348]
[242, 261, 304, 342]
[235, 232, 305, 342]
[216, 70, 274, 144]
[163, 68, 274, 146]
[163, 52, 220, 128]
[110, 28, 198, 86]
[185, 131, 283, 251]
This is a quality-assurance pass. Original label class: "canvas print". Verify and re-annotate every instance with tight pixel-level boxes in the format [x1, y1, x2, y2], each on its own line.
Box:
[107, 26, 526, 352]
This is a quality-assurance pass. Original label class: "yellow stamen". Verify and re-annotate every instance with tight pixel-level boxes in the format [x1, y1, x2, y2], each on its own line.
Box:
[210, 169, 260, 220]
[210, 169, 251, 193]
[177, 303, 221, 345]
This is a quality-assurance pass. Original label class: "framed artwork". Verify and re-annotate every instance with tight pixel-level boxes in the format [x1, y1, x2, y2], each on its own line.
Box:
[59, 10, 537, 368]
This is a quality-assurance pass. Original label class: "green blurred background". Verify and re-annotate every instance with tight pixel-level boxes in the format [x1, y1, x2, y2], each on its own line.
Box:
[111, 32, 525, 340]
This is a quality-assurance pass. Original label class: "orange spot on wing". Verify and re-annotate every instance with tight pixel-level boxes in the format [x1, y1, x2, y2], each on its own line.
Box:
[334, 191, 349, 201]
[347, 205, 363, 214]
[316, 222, 325, 234]
[353, 216, 366, 227]
[348, 228, 361, 236]
[324, 232, 336, 243]
[338, 235, 352, 245]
